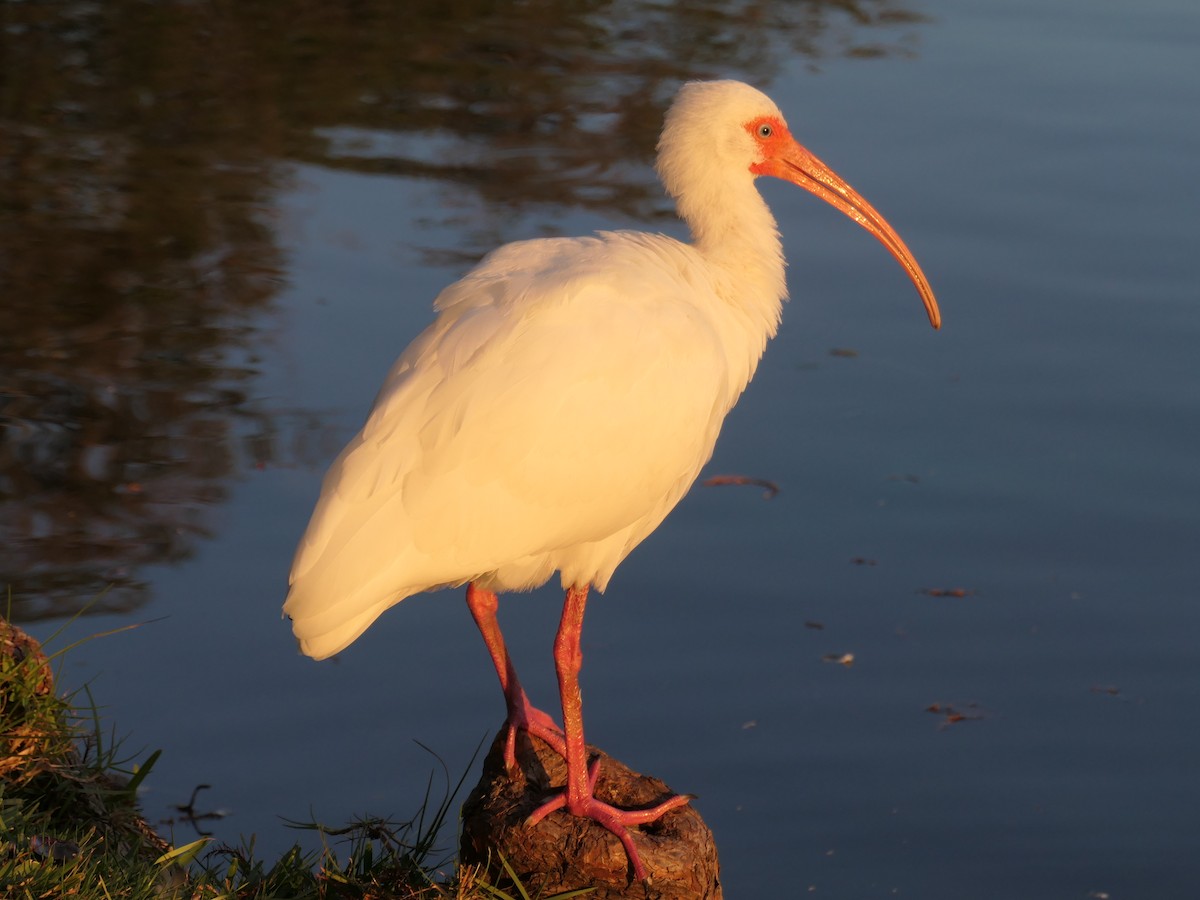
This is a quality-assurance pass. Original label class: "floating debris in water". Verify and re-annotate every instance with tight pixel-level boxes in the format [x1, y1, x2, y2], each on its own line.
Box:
[702, 474, 781, 500]
[925, 702, 986, 729]
[821, 652, 855, 666]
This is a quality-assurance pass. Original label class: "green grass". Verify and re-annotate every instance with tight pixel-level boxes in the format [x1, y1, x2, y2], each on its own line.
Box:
[0, 618, 590, 899]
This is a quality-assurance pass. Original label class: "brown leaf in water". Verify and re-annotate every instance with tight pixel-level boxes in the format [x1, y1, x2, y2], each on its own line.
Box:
[702, 474, 780, 500]
[821, 652, 855, 666]
[925, 702, 986, 729]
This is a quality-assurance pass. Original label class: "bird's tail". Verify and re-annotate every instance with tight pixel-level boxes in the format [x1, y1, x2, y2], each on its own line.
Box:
[282, 581, 400, 661]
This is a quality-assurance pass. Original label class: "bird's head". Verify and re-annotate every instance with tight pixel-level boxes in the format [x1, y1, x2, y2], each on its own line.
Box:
[658, 80, 941, 330]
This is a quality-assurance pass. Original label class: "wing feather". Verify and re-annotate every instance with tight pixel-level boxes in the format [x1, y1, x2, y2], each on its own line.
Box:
[285, 233, 735, 658]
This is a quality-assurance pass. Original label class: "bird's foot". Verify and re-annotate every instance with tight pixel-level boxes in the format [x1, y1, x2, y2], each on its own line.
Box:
[525, 757, 693, 882]
[503, 700, 566, 775]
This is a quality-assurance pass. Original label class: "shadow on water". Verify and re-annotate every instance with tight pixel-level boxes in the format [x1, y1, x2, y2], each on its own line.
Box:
[0, 0, 930, 621]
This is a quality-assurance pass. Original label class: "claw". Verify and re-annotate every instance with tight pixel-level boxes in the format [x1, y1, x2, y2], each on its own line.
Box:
[525, 756, 692, 882]
[502, 706, 566, 775]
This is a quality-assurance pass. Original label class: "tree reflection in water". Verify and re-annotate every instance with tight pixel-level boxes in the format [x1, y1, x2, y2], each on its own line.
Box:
[0, 0, 928, 621]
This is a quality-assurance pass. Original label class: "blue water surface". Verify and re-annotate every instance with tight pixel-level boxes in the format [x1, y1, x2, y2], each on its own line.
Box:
[29, 0, 1200, 897]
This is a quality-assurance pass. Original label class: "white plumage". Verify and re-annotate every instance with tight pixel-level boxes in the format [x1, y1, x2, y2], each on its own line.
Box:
[287, 231, 755, 658]
[284, 79, 939, 881]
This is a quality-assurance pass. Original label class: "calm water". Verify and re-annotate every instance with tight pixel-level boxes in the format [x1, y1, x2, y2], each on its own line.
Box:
[5, 0, 1199, 897]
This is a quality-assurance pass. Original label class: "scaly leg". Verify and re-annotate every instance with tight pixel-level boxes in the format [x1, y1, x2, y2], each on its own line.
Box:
[466, 583, 565, 773]
[526, 585, 692, 882]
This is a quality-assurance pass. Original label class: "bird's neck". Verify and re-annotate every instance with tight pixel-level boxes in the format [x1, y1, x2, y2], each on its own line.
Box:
[681, 181, 788, 382]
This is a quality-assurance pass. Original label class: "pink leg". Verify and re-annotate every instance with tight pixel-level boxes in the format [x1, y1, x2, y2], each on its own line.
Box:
[526, 585, 691, 883]
[466, 583, 565, 772]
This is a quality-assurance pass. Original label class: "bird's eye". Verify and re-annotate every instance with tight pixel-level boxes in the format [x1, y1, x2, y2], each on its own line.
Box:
[757, 123, 773, 138]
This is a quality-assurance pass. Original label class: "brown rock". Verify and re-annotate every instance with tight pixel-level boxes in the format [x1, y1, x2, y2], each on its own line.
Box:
[460, 728, 722, 900]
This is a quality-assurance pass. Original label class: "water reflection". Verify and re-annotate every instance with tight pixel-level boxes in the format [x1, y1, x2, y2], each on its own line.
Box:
[0, 0, 928, 620]
[302, 0, 929, 257]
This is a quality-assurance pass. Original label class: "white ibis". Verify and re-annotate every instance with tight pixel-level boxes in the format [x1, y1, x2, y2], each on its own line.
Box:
[285, 79, 940, 881]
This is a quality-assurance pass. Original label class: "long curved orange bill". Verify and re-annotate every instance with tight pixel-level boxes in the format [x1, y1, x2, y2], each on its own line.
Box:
[759, 137, 941, 330]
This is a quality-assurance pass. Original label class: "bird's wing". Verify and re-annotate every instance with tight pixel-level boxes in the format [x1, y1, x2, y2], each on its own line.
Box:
[285, 234, 733, 655]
